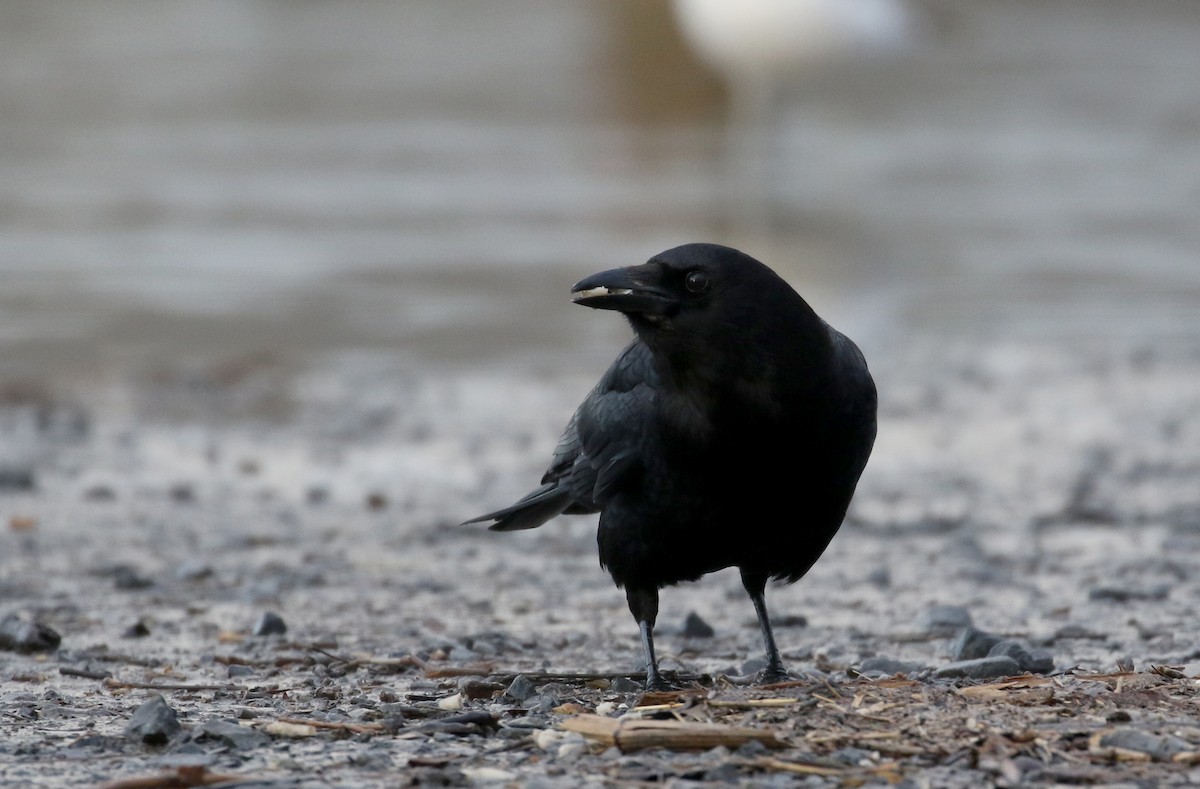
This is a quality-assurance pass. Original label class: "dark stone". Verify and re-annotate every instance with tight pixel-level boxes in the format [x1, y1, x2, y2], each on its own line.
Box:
[122, 620, 151, 639]
[113, 566, 154, 590]
[1089, 585, 1170, 603]
[168, 482, 195, 503]
[0, 467, 35, 490]
[934, 656, 1022, 680]
[830, 746, 876, 766]
[505, 674, 538, 702]
[866, 566, 891, 588]
[609, 677, 642, 694]
[916, 605, 972, 637]
[0, 613, 62, 653]
[83, 484, 117, 501]
[174, 561, 213, 582]
[1098, 728, 1191, 761]
[950, 627, 1003, 660]
[195, 719, 270, 750]
[680, 611, 715, 638]
[125, 694, 181, 746]
[858, 656, 925, 677]
[1052, 624, 1106, 641]
[252, 611, 287, 636]
[739, 656, 768, 677]
[988, 640, 1055, 674]
[226, 664, 255, 678]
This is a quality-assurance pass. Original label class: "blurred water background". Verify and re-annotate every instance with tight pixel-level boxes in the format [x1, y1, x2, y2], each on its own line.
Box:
[2, 0, 1199, 383]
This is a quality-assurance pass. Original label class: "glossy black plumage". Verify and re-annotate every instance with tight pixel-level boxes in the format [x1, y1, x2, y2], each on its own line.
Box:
[464, 243, 877, 689]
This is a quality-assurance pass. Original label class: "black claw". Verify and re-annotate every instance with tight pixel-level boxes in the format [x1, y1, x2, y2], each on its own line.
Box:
[754, 665, 792, 685]
[643, 675, 678, 692]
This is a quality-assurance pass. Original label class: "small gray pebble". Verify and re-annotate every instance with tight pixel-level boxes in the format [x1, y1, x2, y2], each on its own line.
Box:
[1098, 728, 1191, 761]
[988, 640, 1055, 674]
[174, 560, 213, 582]
[866, 566, 891, 588]
[122, 620, 151, 639]
[195, 719, 270, 750]
[0, 613, 61, 653]
[447, 646, 478, 662]
[609, 677, 642, 694]
[830, 746, 875, 766]
[739, 656, 768, 677]
[951, 627, 1003, 661]
[113, 566, 154, 590]
[125, 694, 181, 746]
[226, 664, 255, 678]
[934, 656, 1022, 680]
[1053, 624, 1105, 641]
[0, 467, 35, 490]
[252, 611, 287, 636]
[505, 675, 538, 702]
[1089, 585, 1170, 603]
[858, 656, 925, 677]
[681, 611, 715, 638]
[917, 605, 972, 637]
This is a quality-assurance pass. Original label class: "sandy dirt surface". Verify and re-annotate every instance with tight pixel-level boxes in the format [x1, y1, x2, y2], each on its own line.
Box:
[3, 331, 1200, 788]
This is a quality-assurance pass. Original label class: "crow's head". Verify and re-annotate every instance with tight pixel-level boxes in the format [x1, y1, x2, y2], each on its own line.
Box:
[571, 243, 812, 344]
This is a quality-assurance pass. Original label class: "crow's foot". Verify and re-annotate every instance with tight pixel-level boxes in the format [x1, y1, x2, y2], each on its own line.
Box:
[754, 665, 792, 685]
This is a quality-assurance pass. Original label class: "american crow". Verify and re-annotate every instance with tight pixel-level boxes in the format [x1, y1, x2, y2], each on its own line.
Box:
[464, 243, 877, 689]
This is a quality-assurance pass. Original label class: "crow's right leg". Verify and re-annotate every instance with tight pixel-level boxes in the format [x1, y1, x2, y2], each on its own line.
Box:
[626, 586, 673, 691]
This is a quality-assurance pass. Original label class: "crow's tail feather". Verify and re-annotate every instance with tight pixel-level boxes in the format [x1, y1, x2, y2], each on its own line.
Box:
[460, 483, 572, 532]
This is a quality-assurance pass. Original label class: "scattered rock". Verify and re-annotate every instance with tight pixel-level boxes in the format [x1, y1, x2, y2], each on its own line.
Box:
[174, 560, 213, 582]
[195, 719, 270, 750]
[858, 656, 926, 677]
[112, 566, 154, 590]
[0, 467, 35, 490]
[950, 627, 1003, 661]
[168, 482, 196, 503]
[123, 620, 151, 638]
[125, 694, 181, 746]
[988, 640, 1055, 674]
[609, 677, 642, 694]
[366, 492, 388, 510]
[917, 605, 972, 637]
[226, 664, 255, 678]
[866, 567, 891, 588]
[680, 611, 715, 638]
[252, 611, 287, 636]
[1089, 585, 1170, 603]
[1052, 624, 1106, 642]
[1096, 728, 1192, 761]
[935, 656, 1022, 680]
[739, 657, 768, 677]
[505, 675, 538, 703]
[0, 613, 61, 653]
[82, 484, 117, 501]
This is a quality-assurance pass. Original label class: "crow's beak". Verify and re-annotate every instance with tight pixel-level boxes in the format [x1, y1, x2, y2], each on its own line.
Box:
[571, 265, 674, 315]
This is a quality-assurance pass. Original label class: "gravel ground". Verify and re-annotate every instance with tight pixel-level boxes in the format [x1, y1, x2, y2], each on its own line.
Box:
[3, 332, 1200, 788]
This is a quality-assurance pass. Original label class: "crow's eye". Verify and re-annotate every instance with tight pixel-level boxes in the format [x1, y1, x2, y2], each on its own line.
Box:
[684, 270, 710, 294]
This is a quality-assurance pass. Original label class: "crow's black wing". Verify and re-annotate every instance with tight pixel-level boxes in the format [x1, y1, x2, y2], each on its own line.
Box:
[463, 341, 657, 531]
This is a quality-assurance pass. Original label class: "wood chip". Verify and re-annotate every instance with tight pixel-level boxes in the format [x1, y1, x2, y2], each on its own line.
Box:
[561, 713, 787, 753]
[97, 765, 247, 789]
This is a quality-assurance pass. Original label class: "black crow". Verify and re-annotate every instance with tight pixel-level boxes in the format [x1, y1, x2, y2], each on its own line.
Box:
[464, 243, 877, 690]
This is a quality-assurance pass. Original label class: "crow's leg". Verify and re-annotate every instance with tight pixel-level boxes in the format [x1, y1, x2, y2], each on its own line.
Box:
[626, 586, 673, 691]
[740, 569, 791, 684]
